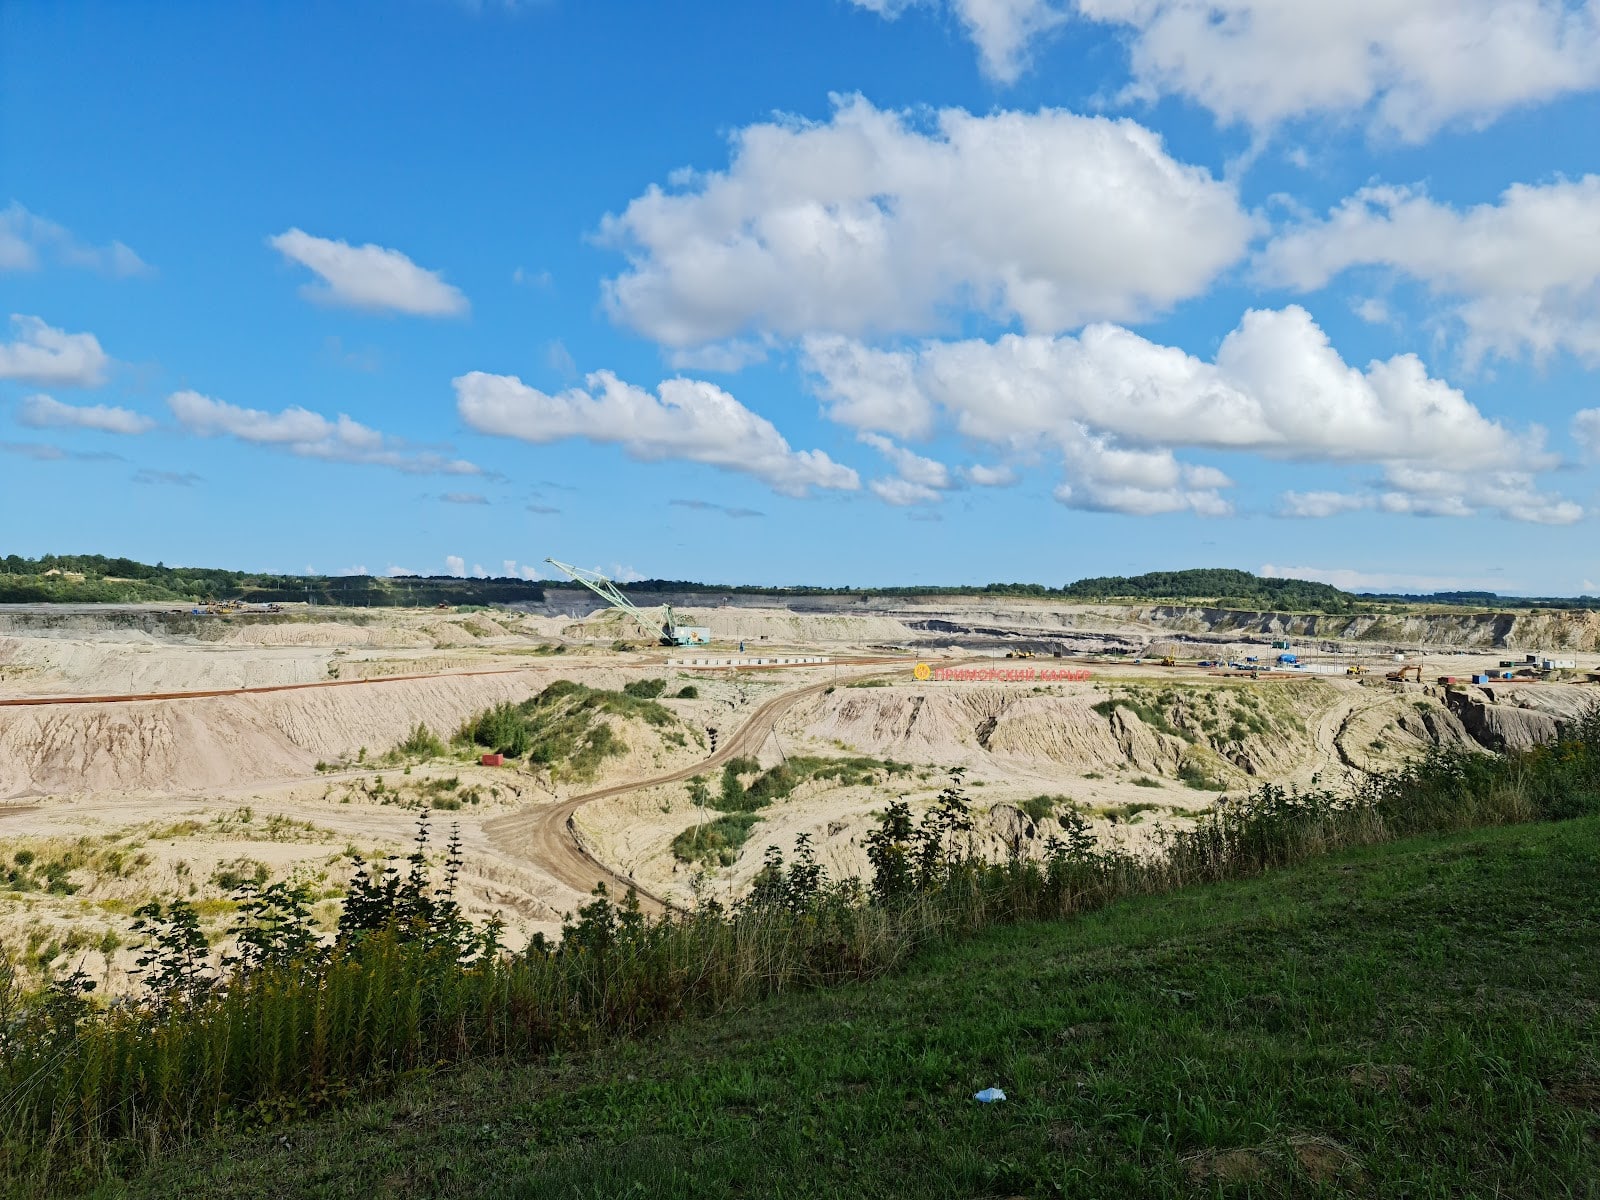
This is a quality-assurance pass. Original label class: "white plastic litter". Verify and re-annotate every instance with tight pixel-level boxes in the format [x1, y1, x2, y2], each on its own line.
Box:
[973, 1088, 1007, 1103]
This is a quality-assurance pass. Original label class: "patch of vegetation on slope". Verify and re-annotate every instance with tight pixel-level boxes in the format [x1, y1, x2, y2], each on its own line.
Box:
[694, 755, 912, 814]
[1094, 682, 1311, 759]
[458, 681, 679, 780]
[113, 816, 1600, 1199]
[670, 813, 763, 867]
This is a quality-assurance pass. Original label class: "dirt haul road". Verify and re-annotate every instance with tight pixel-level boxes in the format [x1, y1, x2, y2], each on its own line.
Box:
[485, 663, 945, 913]
[0, 667, 542, 708]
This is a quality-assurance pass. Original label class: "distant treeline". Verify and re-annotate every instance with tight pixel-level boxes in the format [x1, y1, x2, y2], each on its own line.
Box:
[1364, 590, 1600, 611]
[4, 556, 1596, 613]
[0, 555, 544, 607]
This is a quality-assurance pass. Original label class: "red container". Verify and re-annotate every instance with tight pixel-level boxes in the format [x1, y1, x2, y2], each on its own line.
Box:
[481, 753, 504, 767]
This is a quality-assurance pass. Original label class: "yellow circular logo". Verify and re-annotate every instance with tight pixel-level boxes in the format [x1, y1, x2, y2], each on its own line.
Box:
[913, 662, 932, 681]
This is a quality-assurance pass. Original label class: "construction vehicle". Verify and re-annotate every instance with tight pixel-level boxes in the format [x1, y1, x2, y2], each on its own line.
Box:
[1346, 665, 1365, 677]
[1386, 664, 1422, 683]
[545, 558, 712, 647]
[1159, 655, 1176, 667]
[1005, 650, 1037, 659]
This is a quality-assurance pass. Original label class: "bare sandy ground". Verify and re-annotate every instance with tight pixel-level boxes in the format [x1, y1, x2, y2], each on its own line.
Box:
[1, 600, 1595, 992]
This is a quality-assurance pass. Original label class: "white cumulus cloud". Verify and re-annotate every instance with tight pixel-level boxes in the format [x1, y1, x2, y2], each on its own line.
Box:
[963, 462, 1019, 487]
[1262, 177, 1600, 365]
[1078, 0, 1600, 141]
[1574, 408, 1600, 458]
[453, 369, 859, 497]
[0, 203, 148, 276]
[847, 0, 1069, 83]
[600, 96, 1252, 348]
[17, 394, 154, 435]
[268, 229, 469, 316]
[805, 305, 1577, 520]
[1280, 490, 1373, 519]
[0, 315, 111, 387]
[445, 556, 466, 578]
[168, 390, 483, 476]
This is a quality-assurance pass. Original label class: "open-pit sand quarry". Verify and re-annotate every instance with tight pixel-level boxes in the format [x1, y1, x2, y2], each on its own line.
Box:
[3, 593, 1597, 991]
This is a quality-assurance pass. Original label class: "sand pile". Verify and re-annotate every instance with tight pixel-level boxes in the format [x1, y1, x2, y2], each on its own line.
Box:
[0, 669, 560, 798]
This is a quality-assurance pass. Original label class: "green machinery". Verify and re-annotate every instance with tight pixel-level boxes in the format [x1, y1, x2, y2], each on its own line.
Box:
[544, 558, 712, 647]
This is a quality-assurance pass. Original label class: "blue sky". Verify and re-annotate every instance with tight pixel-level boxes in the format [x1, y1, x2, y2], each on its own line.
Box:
[3, 0, 1599, 594]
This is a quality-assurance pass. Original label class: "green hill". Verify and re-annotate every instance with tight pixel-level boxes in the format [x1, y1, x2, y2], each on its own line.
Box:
[1058, 567, 1365, 613]
[112, 816, 1600, 1198]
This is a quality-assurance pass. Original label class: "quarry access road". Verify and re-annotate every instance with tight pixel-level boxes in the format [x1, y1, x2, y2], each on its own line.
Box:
[0, 654, 909, 708]
[0, 667, 545, 708]
[484, 658, 954, 914]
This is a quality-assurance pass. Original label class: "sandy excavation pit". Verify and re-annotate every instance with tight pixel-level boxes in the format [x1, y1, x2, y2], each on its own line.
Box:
[2, 596, 1597, 991]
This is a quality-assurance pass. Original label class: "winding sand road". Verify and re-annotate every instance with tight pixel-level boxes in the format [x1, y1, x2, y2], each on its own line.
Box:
[483, 667, 907, 913]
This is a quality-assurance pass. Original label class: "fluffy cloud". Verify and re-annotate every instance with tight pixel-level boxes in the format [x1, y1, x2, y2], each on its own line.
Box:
[600, 96, 1252, 347]
[1281, 466, 1583, 525]
[1280, 490, 1373, 518]
[17, 394, 154, 435]
[860, 432, 955, 506]
[954, 0, 1069, 81]
[0, 315, 111, 386]
[1078, 0, 1600, 140]
[454, 369, 859, 497]
[1575, 408, 1600, 458]
[1054, 431, 1235, 516]
[167, 391, 483, 475]
[268, 229, 469, 316]
[963, 462, 1019, 486]
[1262, 177, 1600, 364]
[445, 556, 466, 577]
[848, 0, 1070, 83]
[1378, 466, 1582, 525]
[870, 477, 945, 506]
[852, 0, 1068, 81]
[0, 203, 148, 276]
[812, 306, 1526, 462]
[806, 305, 1576, 520]
[860, 433, 952, 488]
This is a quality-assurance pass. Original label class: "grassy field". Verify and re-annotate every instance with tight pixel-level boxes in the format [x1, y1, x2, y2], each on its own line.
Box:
[101, 815, 1600, 1199]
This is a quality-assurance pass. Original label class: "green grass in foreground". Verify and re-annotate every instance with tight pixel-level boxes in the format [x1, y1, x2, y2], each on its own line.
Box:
[104, 816, 1600, 1199]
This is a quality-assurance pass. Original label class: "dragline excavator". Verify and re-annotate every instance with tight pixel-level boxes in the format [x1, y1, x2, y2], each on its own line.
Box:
[544, 558, 713, 647]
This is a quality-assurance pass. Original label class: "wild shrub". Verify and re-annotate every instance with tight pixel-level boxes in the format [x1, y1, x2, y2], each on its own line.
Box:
[129, 900, 214, 1012]
[1021, 794, 1067, 822]
[622, 678, 667, 699]
[671, 813, 761, 866]
[461, 702, 531, 758]
[397, 722, 446, 758]
[1176, 760, 1228, 791]
[227, 880, 317, 973]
